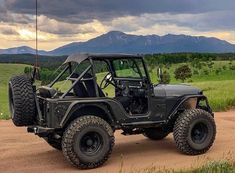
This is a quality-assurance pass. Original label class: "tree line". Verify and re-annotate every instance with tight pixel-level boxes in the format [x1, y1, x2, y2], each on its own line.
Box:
[1, 53, 235, 84]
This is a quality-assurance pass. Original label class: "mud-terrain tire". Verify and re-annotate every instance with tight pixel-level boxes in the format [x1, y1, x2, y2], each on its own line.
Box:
[62, 116, 115, 169]
[173, 109, 216, 155]
[143, 128, 169, 140]
[8, 75, 35, 126]
[44, 136, 62, 151]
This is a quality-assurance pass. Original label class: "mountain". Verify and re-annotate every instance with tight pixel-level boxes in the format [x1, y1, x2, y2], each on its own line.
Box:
[1, 31, 235, 55]
[0, 46, 47, 55]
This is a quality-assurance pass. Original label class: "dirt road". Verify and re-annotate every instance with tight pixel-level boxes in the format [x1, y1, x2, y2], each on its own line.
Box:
[0, 111, 235, 173]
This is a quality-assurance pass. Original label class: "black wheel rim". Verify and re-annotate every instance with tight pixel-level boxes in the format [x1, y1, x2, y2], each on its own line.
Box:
[80, 132, 103, 156]
[191, 122, 208, 144]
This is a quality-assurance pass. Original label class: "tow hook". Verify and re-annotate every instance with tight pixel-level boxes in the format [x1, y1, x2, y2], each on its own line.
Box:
[27, 126, 54, 137]
[34, 127, 38, 134]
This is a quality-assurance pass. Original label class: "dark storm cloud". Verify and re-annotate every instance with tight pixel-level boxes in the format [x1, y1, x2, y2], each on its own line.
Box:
[3, 0, 235, 35]
[0, 0, 33, 24]
[175, 11, 235, 32]
[5, 0, 235, 23]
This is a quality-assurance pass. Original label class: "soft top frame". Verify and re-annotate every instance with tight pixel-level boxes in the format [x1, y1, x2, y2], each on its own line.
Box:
[64, 53, 143, 64]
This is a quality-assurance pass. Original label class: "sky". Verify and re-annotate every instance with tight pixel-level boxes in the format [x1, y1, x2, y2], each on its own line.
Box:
[0, 0, 235, 50]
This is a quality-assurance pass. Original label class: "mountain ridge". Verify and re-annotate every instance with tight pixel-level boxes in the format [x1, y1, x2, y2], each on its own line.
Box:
[1, 31, 235, 55]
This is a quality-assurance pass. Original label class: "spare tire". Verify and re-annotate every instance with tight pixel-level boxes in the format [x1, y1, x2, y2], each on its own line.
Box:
[9, 75, 36, 126]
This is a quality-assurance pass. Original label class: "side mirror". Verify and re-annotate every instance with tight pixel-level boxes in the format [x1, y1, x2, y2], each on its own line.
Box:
[158, 68, 163, 83]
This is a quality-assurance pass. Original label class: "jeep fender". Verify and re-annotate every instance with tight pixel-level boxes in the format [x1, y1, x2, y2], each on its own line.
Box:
[59, 101, 115, 128]
[167, 95, 213, 123]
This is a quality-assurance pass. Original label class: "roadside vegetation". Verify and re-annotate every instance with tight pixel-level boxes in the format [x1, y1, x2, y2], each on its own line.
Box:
[0, 63, 29, 119]
[121, 161, 235, 173]
[1, 53, 235, 119]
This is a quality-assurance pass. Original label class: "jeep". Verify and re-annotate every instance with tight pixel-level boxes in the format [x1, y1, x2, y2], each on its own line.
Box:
[9, 53, 216, 169]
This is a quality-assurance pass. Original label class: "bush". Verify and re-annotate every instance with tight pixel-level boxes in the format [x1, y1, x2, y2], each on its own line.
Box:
[174, 65, 192, 82]
[229, 65, 235, 71]
[215, 68, 222, 75]
[193, 70, 199, 75]
[160, 70, 170, 84]
[24, 66, 33, 76]
[203, 69, 209, 75]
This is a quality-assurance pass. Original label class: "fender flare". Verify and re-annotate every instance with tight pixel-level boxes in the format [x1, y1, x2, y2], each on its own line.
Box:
[59, 101, 115, 128]
[167, 95, 212, 123]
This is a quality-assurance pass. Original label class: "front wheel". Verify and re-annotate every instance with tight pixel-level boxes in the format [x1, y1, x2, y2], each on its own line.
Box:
[173, 109, 216, 155]
[62, 116, 115, 169]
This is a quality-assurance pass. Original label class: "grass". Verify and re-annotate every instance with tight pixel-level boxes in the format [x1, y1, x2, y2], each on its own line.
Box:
[117, 158, 235, 173]
[193, 80, 235, 112]
[0, 63, 29, 119]
[149, 61, 235, 84]
[181, 161, 235, 173]
[140, 161, 235, 173]
[1, 60, 235, 119]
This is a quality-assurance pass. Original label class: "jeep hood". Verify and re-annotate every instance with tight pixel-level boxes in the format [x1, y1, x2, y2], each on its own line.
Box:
[154, 84, 202, 97]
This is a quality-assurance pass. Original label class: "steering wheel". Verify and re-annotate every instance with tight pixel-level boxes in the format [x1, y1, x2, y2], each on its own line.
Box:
[100, 72, 115, 89]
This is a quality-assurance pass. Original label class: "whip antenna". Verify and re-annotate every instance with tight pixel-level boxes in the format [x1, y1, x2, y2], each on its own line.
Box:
[32, 0, 39, 82]
[35, 0, 38, 67]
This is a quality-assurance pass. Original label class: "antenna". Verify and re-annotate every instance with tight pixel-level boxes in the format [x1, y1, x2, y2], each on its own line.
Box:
[32, 0, 39, 82]
[35, 0, 38, 67]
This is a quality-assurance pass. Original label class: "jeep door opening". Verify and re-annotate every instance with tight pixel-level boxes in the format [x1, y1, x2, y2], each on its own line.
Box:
[9, 53, 216, 169]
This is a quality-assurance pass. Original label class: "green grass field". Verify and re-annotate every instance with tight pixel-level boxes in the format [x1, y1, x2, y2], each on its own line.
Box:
[1, 61, 235, 119]
[0, 63, 29, 119]
[128, 161, 235, 173]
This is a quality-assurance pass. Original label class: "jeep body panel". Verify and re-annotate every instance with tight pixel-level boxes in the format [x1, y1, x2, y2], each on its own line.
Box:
[154, 84, 201, 97]
[38, 95, 167, 129]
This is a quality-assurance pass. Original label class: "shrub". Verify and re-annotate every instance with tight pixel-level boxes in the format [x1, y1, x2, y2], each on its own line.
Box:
[203, 69, 209, 75]
[174, 65, 192, 82]
[229, 65, 235, 71]
[160, 70, 170, 84]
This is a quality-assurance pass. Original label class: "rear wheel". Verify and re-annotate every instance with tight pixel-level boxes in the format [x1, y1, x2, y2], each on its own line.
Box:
[143, 128, 169, 140]
[62, 116, 115, 169]
[9, 75, 35, 126]
[173, 109, 216, 155]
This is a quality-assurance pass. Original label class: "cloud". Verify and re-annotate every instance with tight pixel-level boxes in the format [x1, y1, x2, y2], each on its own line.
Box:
[1, 0, 235, 50]
[0, 27, 18, 35]
[3, 0, 235, 35]
[37, 16, 98, 35]
[5, 0, 235, 24]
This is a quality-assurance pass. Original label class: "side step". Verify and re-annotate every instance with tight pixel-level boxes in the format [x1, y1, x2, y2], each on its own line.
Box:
[121, 120, 166, 128]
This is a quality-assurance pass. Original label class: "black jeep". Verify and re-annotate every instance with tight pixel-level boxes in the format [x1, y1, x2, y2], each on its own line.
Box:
[9, 54, 216, 169]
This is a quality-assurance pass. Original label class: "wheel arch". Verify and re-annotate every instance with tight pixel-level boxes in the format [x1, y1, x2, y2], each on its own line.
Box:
[60, 102, 115, 129]
[166, 95, 213, 131]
